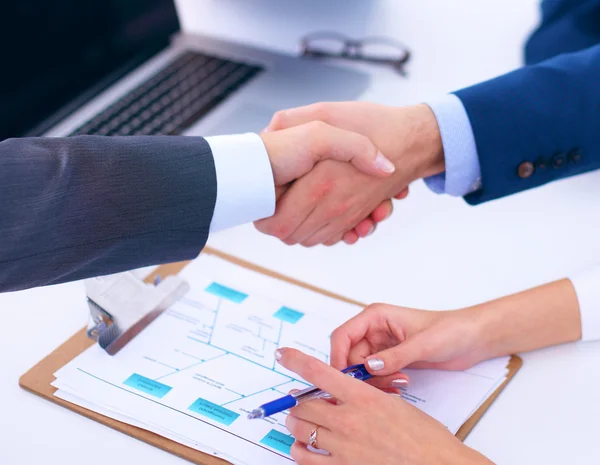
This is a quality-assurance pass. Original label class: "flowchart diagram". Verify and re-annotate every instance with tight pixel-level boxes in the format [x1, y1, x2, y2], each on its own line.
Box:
[79, 273, 339, 459]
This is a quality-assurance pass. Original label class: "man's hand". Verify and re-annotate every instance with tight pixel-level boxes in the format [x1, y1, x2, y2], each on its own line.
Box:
[259, 121, 396, 188]
[256, 102, 445, 246]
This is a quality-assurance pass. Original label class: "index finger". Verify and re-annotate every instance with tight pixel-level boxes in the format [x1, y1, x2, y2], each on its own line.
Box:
[275, 348, 372, 403]
[267, 102, 371, 133]
[329, 309, 375, 369]
[304, 122, 395, 177]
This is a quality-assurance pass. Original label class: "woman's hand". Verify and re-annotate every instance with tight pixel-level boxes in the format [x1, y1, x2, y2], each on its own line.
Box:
[331, 278, 584, 377]
[330, 304, 492, 377]
[276, 348, 493, 465]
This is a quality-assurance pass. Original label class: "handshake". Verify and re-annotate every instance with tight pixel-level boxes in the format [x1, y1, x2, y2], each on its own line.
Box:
[258, 102, 445, 246]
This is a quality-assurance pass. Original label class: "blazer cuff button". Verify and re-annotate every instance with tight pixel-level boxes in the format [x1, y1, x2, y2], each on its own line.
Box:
[518, 161, 535, 179]
[552, 153, 566, 168]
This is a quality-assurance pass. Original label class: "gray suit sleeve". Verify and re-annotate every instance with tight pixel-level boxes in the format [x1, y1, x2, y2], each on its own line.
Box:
[0, 135, 217, 292]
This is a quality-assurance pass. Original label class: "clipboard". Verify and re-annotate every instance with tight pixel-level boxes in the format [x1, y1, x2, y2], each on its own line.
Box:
[19, 247, 523, 464]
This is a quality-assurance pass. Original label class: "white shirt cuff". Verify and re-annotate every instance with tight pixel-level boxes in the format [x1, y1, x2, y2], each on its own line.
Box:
[423, 94, 482, 196]
[205, 133, 275, 232]
[570, 266, 600, 342]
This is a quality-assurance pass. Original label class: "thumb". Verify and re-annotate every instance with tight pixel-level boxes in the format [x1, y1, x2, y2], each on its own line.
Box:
[308, 122, 396, 177]
[364, 337, 426, 376]
[261, 122, 395, 185]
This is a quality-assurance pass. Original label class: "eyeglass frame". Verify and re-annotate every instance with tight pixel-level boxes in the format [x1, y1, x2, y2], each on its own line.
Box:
[299, 32, 411, 74]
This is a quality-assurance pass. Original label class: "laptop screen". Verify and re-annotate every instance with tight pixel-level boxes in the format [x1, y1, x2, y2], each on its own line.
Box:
[0, 0, 180, 140]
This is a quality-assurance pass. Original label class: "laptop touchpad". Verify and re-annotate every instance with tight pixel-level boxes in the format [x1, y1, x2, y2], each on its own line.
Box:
[205, 103, 276, 136]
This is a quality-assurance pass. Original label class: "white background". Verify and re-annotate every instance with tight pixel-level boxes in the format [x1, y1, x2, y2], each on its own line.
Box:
[2, 1, 600, 464]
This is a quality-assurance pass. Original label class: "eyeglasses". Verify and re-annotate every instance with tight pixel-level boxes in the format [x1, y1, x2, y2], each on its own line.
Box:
[300, 32, 411, 75]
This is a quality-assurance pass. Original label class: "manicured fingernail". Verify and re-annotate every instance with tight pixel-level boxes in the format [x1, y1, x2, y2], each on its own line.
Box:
[367, 224, 375, 236]
[274, 349, 284, 361]
[367, 358, 385, 371]
[375, 152, 395, 173]
[392, 379, 409, 388]
[261, 126, 270, 133]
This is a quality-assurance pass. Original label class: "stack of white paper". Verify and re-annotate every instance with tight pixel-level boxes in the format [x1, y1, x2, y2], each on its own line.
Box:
[53, 254, 510, 465]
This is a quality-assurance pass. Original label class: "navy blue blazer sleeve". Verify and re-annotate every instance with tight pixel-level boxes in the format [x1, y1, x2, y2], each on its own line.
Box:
[454, 43, 600, 205]
[0, 135, 217, 292]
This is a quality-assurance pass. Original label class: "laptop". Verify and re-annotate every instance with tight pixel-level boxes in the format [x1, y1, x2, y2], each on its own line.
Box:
[0, 0, 370, 141]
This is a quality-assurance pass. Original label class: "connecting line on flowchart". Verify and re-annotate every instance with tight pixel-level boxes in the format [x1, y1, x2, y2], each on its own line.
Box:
[271, 388, 290, 396]
[219, 380, 295, 407]
[186, 335, 309, 387]
[177, 295, 221, 343]
[208, 297, 221, 344]
[224, 387, 245, 397]
[182, 295, 292, 376]
[163, 290, 312, 401]
[272, 321, 284, 369]
[252, 320, 281, 354]
[142, 357, 179, 371]
[174, 350, 204, 361]
[251, 323, 277, 350]
[148, 298, 226, 381]
[154, 352, 229, 381]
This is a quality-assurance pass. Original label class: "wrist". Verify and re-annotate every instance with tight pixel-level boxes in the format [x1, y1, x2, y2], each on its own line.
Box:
[404, 104, 445, 179]
[457, 304, 512, 361]
[468, 279, 583, 359]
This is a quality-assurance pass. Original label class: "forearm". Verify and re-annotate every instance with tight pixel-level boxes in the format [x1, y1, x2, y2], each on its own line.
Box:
[455, 44, 600, 204]
[0, 136, 216, 291]
[472, 279, 582, 358]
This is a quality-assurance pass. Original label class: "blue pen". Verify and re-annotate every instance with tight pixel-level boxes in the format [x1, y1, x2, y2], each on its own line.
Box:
[247, 364, 373, 419]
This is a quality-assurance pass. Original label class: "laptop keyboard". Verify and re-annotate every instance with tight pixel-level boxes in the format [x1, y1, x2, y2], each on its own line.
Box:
[70, 51, 263, 137]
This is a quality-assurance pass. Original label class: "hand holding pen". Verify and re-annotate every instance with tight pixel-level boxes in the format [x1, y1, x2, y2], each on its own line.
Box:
[261, 348, 484, 465]
[248, 363, 375, 419]
[249, 346, 410, 420]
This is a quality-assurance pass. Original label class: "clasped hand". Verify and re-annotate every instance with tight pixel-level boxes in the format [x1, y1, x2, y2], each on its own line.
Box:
[258, 102, 445, 247]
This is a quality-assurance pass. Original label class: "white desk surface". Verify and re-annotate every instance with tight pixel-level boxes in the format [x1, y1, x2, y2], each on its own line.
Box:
[3, 1, 600, 464]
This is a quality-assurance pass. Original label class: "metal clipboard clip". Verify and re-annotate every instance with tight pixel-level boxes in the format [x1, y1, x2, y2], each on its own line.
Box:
[85, 271, 189, 355]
